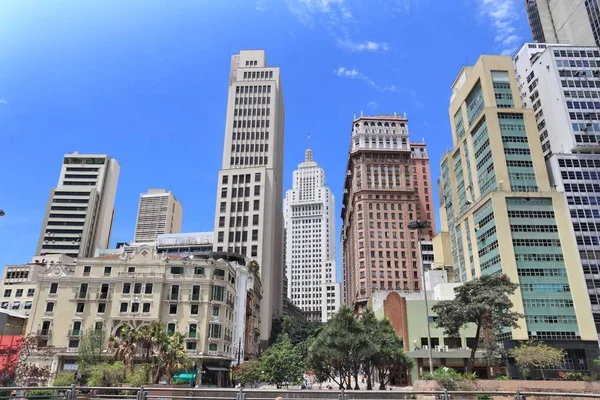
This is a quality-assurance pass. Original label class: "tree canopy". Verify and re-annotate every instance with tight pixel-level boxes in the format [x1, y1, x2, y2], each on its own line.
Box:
[511, 341, 566, 380]
[259, 334, 304, 387]
[432, 274, 522, 373]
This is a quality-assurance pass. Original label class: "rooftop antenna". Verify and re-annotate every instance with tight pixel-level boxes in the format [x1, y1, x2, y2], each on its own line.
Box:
[308, 132, 311, 149]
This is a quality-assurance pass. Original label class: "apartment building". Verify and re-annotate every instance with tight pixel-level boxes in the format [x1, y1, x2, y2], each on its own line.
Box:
[0, 255, 75, 315]
[36, 153, 120, 258]
[514, 43, 600, 335]
[441, 54, 598, 376]
[284, 147, 341, 322]
[212, 50, 285, 346]
[25, 247, 243, 386]
[525, 0, 599, 46]
[133, 189, 183, 243]
[341, 115, 435, 310]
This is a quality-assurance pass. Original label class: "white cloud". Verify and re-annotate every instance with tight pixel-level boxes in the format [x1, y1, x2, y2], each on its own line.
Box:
[334, 67, 397, 92]
[0, 98, 7, 105]
[286, 0, 388, 52]
[476, 0, 522, 55]
[338, 39, 390, 52]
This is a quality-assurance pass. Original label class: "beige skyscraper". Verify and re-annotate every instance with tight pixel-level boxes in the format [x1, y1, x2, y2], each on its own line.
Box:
[36, 153, 120, 258]
[212, 50, 285, 347]
[133, 189, 183, 243]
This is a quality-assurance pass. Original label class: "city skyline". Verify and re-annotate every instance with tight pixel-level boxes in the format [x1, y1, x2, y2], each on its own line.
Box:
[0, 0, 532, 275]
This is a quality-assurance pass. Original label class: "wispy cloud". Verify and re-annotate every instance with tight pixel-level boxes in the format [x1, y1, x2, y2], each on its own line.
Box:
[286, 0, 389, 52]
[256, 0, 270, 11]
[337, 39, 389, 52]
[0, 98, 8, 105]
[476, 0, 522, 55]
[334, 67, 397, 92]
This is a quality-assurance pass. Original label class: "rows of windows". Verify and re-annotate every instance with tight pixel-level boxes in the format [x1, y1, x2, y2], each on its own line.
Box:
[564, 183, 600, 192]
[567, 195, 600, 205]
[521, 283, 570, 292]
[2, 288, 35, 297]
[529, 331, 580, 340]
[242, 70, 273, 80]
[576, 235, 600, 246]
[518, 268, 567, 277]
[511, 224, 558, 233]
[561, 170, 600, 180]
[508, 210, 555, 219]
[562, 79, 600, 89]
[573, 222, 600, 231]
[526, 315, 577, 324]
[523, 298, 573, 307]
[553, 49, 600, 58]
[572, 208, 600, 219]
[480, 254, 501, 271]
[515, 253, 564, 262]
[506, 160, 534, 168]
[502, 135, 528, 143]
[513, 238, 561, 247]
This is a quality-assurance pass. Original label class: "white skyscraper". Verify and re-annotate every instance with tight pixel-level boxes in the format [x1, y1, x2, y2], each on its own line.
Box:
[284, 146, 341, 322]
[133, 189, 183, 243]
[36, 153, 120, 258]
[213, 50, 284, 347]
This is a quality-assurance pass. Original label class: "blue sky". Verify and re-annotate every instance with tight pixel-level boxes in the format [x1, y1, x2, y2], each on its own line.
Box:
[0, 0, 530, 272]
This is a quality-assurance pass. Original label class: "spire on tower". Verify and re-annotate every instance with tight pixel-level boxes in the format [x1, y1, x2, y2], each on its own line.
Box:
[305, 132, 313, 162]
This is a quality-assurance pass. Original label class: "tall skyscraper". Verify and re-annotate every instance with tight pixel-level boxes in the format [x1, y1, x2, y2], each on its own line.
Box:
[133, 189, 182, 243]
[341, 115, 435, 310]
[524, 0, 599, 46]
[441, 54, 598, 374]
[514, 42, 600, 336]
[284, 145, 341, 322]
[212, 50, 284, 346]
[36, 153, 120, 258]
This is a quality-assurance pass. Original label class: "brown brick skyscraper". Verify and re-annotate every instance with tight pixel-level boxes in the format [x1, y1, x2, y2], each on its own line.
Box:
[341, 115, 435, 310]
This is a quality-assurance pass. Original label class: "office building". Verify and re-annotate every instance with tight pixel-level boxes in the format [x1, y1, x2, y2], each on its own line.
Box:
[36, 153, 120, 258]
[514, 43, 600, 335]
[525, 0, 600, 46]
[212, 50, 285, 346]
[341, 115, 436, 311]
[284, 146, 341, 322]
[133, 189, 182, 243]
[441, 54, 598, 376]
[25, 246, 250, 387]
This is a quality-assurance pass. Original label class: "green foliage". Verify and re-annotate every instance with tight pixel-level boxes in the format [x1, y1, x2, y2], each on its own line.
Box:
[124, 364, 151, 387]
[595, 357, 600, 368]
[477, 394, 492, 400]
[422, 367, 475, 391]
[233, 361, 261, 386]
[78, 328, 105, 374]
[26, 389, 54, 399]
[563, 372, 595, 382]
[511, 341, 566, 380]
[494, 375, 509, 380]
[86, 362, 126, 387]
[432, 274, 522, 373]
[171, 378, 187, 385]
[52, 372, 75, 387]
[259, 334, 304, 386]
[269, 317, 284, 346]
[158, 332, 190, 384]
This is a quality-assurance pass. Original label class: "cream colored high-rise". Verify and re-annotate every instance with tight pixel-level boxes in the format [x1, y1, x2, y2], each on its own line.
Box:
[441, 55, 599, 375]
[133, 189, 182, 243]
[212, 50, 284, 347]
[36, 153, 120, 258]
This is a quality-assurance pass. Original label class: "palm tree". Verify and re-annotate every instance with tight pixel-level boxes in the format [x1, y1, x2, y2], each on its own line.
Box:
[160, 333, 190, 385]
[110, 325, 138, 377]
[138, 322, 167, 362]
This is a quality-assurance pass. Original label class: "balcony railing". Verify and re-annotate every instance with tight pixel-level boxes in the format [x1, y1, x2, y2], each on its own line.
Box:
[37, 329, 51, 337]
[73, 292, 89, 300]
[96, 292, 111, 300]
[118, 272, 165, 278]
[187, 331, 197, 339]
[166, 293, 181, 301]
[68, 330, 81, 338]
[190, 293, 200, 301]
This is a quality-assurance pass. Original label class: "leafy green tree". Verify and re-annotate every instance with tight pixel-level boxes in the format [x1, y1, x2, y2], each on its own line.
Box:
[259, 334, 304, 387]
[110, 325, 138, 377]
[78, 328, 105, 374]
[87, 362, 126, 387]
[358, 311, 378, 390]
[511, 341, 566, 380]
[159, 333, 190, 384]
[52, 372, 75, 387]
[432, 274, 522, 373]
[372, 319, 412, 390]
[233, 361, 261, 387]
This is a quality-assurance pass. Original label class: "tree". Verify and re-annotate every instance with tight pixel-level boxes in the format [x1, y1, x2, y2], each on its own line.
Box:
[78, 328, 105, 374]
[372, 319, 412, 390]
[259, 334, 304, 387]
[511, 341, 566, 380]
[432, 274, 522, 373]
[87, 362, 126, 388]
[233, 361, 261, 387]
[159, 333, 190, 385]
[358, 310, 378, 390]
[110, 325, 138, 377]
[7, 334, 55, 387]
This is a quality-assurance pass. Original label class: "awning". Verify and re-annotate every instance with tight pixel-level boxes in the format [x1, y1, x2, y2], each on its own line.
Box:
[205, 366, 230, 372]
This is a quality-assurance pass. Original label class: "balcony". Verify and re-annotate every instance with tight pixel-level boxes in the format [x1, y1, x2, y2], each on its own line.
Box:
[73, 292, 89, 300]
[187, 331, 198, 340]
[37, 329, 52, 338]
[96, 292, 111, 301]
[190, 293, 201, 302]
[68, 330, 82, 338]
[118, 272, 165, 279]
[166, 293, 181, 301]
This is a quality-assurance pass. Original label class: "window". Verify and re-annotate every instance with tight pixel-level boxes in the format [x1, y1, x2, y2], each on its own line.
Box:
[253, 215, 259, 225]
[120, 303, 128, 313]
[104, 266, 112, 276]
[253, 200, 260, 210]
[128, 267, 135, 273]
[220, 202, 226, 212]
[133, 283, 142, 295]
[191, 304, 199, 315]
[194, 267, 205, 275]
[210, 323, 222, 338]
[27, 288, 35, 297]
[212, 306, 220, 317]
[255, 173, 261, 182]
[212, 285, 224, 302]
[222, 175, 228, 184]
[252, 229, 259, 241]
[145, 283, 153, 294]
[254, 185, 260, 196]
[221, 188, 227, 198]
[98, 303, 106, 313]
[142, 303, 151, 313]
[189, 323, 197, 338]
[3, 290, 11, 297]
[169, 304, 178, 315]
[49, 283, 58, 294]
[209, 343, 218, 351]
[167, 323, 176, 335]
[251, 245, 258, 257]
[45, 302, 55, 313]
[14, 289, 22, 297]
[171, 266, 183, 275]
[76, 303, 85, 313]
[83, 266, 91, 276]
[122, 283, 131, 294]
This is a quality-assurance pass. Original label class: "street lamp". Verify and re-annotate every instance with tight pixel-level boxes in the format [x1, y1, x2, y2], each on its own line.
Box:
[408, 220, 434, 374]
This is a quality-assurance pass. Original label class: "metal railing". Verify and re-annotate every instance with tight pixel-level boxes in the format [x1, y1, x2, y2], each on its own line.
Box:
[1, 386, 600, 400]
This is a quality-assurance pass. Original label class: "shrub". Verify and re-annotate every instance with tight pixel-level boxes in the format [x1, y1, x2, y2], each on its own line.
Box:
[26, 389, 54, 399]
[564, 372, 595, 381]
[494, 375, 509, 380]
[422, 367, 475, 390]
[87, 362, 125, 388]
[124, 365, 151, 387]
[52, 373, 75, 387]
[477, 395, 492, 400]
